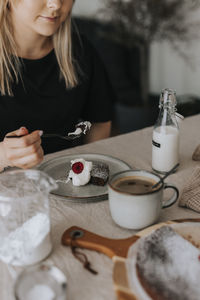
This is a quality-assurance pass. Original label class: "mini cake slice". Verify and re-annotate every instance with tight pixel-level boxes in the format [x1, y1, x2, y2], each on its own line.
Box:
[136, 226, 200, 300]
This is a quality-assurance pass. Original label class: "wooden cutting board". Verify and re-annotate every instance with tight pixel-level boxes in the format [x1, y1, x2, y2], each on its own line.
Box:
[61, 218, 200, 300]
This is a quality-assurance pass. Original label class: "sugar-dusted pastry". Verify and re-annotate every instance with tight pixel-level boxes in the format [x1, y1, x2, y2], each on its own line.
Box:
[136, 226, 200, 300]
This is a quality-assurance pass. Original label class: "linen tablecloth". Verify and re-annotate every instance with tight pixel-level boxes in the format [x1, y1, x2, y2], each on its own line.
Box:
[1, 114, 200, 300]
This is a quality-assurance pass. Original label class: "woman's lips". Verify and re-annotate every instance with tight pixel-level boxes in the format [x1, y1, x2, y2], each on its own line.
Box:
[40, 16, 58, 22]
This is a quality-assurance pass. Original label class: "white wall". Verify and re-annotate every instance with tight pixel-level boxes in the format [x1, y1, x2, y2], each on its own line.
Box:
[150, 40, 200, 98]
[73, 0, 103, 17]
[73, 0, 200, 98]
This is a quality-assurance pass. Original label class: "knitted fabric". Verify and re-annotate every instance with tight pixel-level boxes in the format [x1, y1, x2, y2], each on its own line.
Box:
[179, 167, 200, 213]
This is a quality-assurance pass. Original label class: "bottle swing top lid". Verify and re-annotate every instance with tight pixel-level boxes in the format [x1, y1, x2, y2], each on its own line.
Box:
[159, 88, 177, 107]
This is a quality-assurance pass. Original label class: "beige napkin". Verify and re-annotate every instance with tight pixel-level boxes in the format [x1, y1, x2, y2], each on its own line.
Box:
[192, 144, 200, 161]
[179, 167, 200, 212]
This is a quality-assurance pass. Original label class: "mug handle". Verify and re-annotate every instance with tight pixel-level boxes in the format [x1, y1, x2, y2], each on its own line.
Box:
[162, 183, 179, 208]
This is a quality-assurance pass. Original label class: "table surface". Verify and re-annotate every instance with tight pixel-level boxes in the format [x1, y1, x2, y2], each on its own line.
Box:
[1, 114, 200, 300]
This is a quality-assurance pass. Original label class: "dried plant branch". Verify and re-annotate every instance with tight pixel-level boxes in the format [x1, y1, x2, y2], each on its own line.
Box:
[99, 0, 200, 52]
[98, 0, 200, 104]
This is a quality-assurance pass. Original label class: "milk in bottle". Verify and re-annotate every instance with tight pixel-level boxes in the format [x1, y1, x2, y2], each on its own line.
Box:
[152, 89, 180, 174]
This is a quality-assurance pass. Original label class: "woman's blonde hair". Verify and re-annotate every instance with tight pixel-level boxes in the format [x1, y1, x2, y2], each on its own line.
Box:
[0, 0, 78, 96]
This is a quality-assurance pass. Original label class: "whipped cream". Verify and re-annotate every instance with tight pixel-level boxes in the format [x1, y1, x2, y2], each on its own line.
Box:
[68, 128, 82, 136]
[68, 158, 93, 186]
[68, 121, 92, 136]
[77, 121, 92, 134]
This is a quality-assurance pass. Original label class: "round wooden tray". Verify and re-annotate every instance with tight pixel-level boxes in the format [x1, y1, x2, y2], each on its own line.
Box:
[62, 218, 200, 300]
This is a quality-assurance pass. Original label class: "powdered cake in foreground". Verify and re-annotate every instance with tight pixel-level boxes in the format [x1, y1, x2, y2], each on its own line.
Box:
[136, 226, 200, 300]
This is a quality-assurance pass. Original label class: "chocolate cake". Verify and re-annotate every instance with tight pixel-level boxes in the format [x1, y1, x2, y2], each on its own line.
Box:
[136, 226, 200, 300]
[90, 162, 109, 186]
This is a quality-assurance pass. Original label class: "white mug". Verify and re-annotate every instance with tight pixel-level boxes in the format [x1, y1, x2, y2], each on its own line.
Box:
[108, 170, 179, 230]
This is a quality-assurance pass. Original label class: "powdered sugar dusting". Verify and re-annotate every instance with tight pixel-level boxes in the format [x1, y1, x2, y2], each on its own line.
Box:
[136, 226, 200, 300]
[91, 163, 109, 181]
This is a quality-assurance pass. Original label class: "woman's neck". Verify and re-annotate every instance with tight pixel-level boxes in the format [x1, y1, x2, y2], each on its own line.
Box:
[16, 37, 53, 60]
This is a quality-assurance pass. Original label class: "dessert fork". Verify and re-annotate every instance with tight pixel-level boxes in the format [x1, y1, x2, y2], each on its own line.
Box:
[42, 133, 82, 140]
[6, 132, 82, 141]
[6, 121, 91, 141]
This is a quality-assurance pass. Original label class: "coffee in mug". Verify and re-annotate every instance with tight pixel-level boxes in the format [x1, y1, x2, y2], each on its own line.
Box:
[112, 176, 159, 194]
[108, 170, 179, 230]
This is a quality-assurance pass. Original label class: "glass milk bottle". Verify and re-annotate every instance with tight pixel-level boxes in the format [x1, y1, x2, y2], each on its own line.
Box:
[152, 88, 179, 174]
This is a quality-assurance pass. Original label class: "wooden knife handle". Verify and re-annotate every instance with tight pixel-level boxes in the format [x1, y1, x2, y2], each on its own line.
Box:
[61, 226, 139, 258]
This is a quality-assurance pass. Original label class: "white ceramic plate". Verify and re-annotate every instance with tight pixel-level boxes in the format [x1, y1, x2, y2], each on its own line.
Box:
[38, 153, 131, 202]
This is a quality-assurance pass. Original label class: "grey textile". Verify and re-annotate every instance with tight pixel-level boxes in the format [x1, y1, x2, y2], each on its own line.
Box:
[179, 167, 200, 213]
[192, 144, 200, 161]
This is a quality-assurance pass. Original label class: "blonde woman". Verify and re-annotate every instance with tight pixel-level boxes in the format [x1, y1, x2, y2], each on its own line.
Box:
[0, 0, 113, 170]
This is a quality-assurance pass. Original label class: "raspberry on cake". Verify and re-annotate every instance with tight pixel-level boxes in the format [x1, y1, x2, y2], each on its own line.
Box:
[72, 162, 84, 174]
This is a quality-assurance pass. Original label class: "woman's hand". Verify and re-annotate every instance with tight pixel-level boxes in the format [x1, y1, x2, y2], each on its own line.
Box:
[0, 127, 44, 169]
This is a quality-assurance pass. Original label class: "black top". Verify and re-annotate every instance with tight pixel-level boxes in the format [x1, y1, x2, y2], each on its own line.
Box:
[0, 34, 114, 154]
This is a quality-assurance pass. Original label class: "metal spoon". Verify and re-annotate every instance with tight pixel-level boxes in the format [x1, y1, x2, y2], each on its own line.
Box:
[152, 163, 180, 189]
